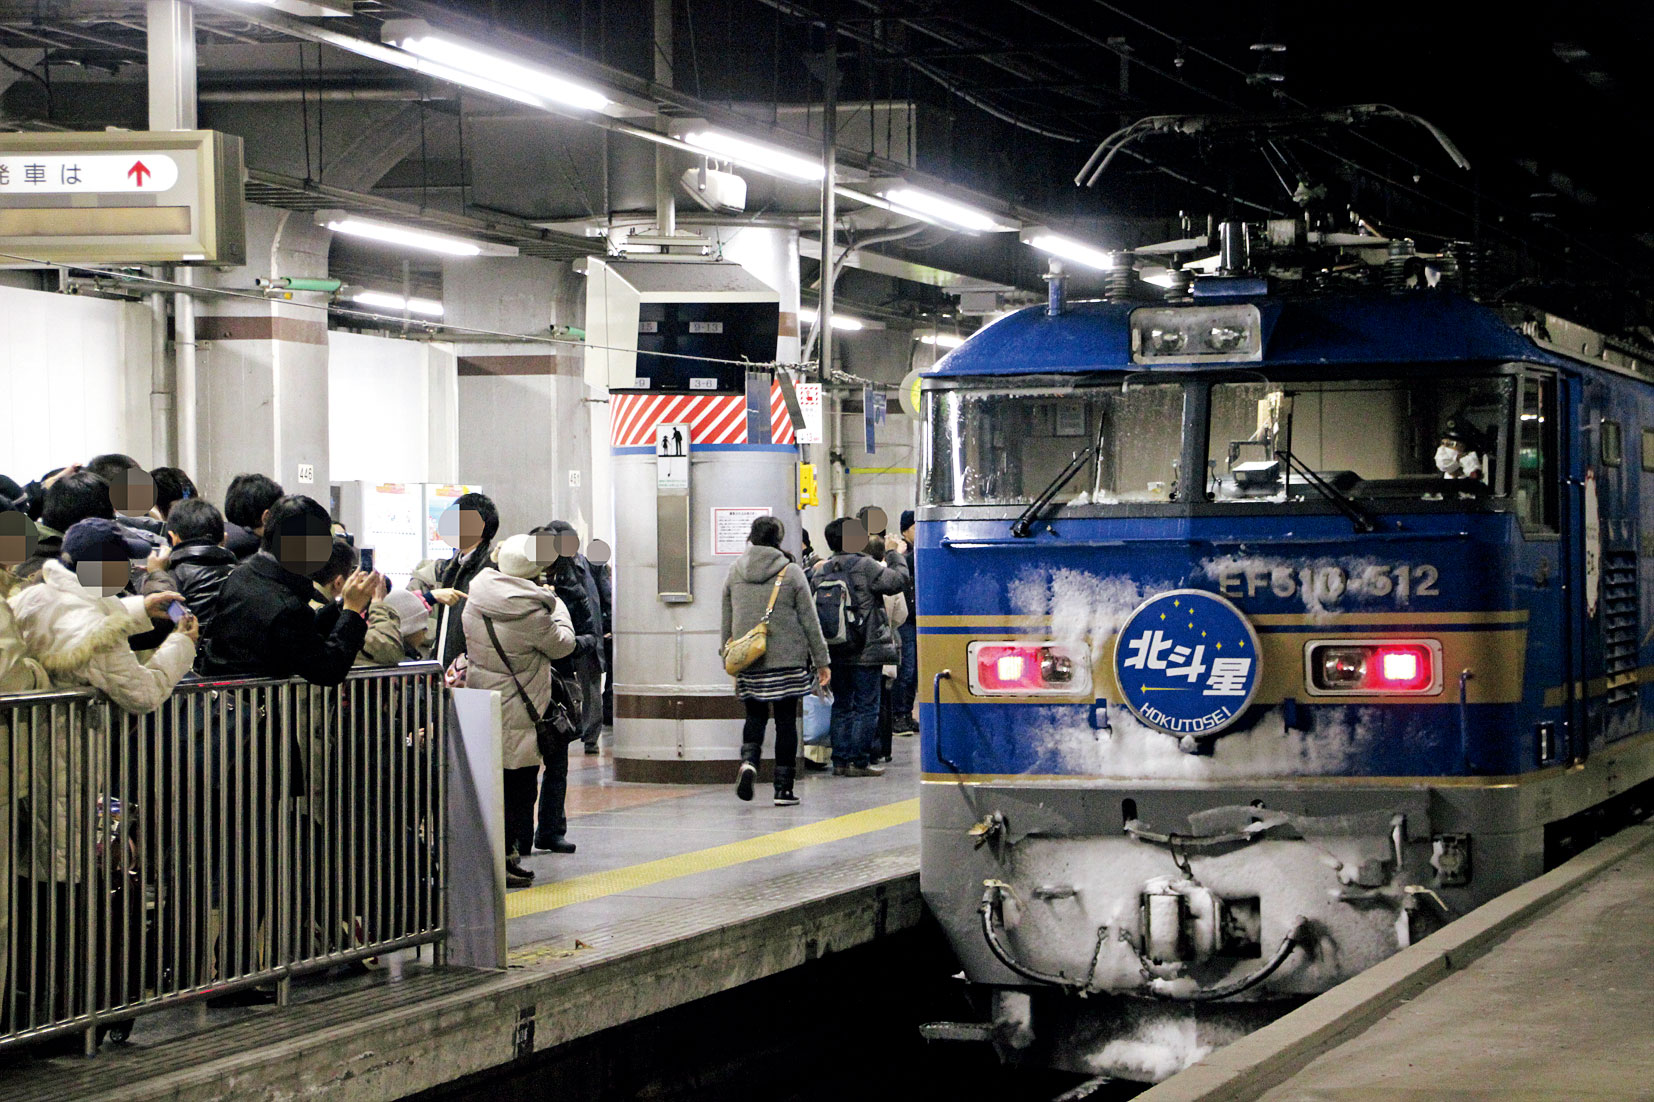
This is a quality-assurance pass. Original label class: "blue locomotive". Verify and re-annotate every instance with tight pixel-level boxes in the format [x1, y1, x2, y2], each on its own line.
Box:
[915, 223, 1654, 1082]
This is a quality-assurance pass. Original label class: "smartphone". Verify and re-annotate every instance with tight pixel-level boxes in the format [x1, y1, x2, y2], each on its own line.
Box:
[359, 547, 376, 574]
[166, 600, 186, 624]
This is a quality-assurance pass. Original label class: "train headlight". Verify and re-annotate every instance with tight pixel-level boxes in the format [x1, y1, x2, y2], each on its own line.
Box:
[968, 641, 1092, 696]
[1130, 304, 1263, 364]
[1304, 639, 1442, 695]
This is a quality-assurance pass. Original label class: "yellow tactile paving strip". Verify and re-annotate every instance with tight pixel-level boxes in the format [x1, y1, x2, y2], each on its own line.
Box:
[504, 798, 920, 919]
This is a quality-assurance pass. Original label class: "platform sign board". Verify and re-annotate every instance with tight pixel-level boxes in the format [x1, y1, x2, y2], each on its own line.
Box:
[0, 130, 246, 265]
[656, 422, 691, 490]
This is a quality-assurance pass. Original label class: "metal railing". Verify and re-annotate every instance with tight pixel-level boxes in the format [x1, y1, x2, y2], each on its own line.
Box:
[0, 662, 448, 1053]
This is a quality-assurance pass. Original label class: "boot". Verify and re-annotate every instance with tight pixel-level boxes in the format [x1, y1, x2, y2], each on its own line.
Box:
[736, 742, 762, 802]
[773, 765, 799, 806]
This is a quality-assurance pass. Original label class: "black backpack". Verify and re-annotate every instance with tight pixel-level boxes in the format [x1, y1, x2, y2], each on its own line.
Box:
[814, 558, 866, 654]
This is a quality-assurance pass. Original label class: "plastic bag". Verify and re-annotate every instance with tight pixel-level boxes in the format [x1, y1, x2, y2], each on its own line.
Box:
[803, 691, 832, 746]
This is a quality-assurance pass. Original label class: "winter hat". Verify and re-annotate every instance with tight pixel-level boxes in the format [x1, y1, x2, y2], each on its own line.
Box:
[382, 588, 430, 638]
[62, 516, 150, 566]
[496, 533, 544, 579]
[899, 509, 915, 533]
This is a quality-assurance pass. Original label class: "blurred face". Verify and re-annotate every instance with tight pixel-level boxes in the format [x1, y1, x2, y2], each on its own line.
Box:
[438, 507, 486, 552]
[272, 514, 333, 577]
[860, 507, 888, 537]
[557, 530, 580, 559]
[839, 519, 868, 554]
[0, 512, 37, 569]
[533, 532, 559, 570]
[75, 556, 130, 597]
[109, 469, 155, 517]
[587, 538, 612, 566]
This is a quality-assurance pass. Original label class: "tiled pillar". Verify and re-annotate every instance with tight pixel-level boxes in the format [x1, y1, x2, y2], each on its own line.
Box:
[191, 203, 332, 504]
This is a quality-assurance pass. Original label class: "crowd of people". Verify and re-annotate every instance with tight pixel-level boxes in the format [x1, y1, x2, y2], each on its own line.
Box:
[720, 505, 916, 806]
[0, 455, 612, 899]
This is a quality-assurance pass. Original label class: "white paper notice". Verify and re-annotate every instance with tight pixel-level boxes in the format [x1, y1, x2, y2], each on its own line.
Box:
[713, 507, 772, 555]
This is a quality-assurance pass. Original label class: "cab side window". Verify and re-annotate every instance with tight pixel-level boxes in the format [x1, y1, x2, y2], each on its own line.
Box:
[1516, 375, 1558, 531]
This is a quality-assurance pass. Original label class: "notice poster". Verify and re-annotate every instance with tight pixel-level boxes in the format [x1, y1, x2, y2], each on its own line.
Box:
[795, 382, 824, 444]
[360, 483, 425, 589]
[713, 507, 772, 555]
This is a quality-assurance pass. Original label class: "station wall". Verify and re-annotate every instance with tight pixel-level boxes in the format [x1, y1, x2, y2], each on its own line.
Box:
[0, 284, 154, 482]
[327, 330, 459, 486]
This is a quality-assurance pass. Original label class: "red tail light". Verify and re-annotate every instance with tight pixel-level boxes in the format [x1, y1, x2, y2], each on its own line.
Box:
[1305, 640, 1441, 696]
[967, 641, 1092, 696]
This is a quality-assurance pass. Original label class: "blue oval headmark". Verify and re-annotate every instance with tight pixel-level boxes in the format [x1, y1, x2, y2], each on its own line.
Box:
[1113, 589, 1262, 736]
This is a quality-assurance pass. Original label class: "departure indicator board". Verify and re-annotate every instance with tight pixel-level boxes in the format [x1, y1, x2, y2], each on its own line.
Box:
[0, 130, 245, 265]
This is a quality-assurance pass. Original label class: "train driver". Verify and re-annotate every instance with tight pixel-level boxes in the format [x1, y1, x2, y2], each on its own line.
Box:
[1436, 416, 1487, 481]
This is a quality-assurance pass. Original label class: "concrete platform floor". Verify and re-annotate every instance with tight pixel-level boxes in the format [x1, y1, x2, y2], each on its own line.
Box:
[1256, 835, 1654, 1102]
[507, 732, 920, 949]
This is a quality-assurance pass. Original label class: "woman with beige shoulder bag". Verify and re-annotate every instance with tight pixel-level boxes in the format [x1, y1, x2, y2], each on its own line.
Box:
[719, 516, 831, 806]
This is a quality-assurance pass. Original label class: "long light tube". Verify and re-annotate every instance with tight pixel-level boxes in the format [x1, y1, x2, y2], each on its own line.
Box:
[319, 214, 514, 257]
[681, 130, 824, 182]
[919, 333, 966, 349]
[799, 307, 864, 331]
[391, 34, 608, 111]
[1025, 232, 1114, 271]
[881, 187, 1014, 232]
[351, 290, 445, 317]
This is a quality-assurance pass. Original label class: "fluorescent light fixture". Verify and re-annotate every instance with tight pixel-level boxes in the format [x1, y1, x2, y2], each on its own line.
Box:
[223, 0, 351, 14]
[799, 307, 864, 332]
[381, 20, 610, 113]
[1021, 228, 1113, 271]
[351, 290, 445, 318]
[918, 333, 966, 349]
[679, 129, 824, 182]
[879, 186, 1017, 233]
[315, 211, 518, 258]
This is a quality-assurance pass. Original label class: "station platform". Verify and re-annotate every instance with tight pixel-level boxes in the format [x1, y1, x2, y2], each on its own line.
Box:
[0, 739, 923, 1102]
[1143, 822, 1654, 1101]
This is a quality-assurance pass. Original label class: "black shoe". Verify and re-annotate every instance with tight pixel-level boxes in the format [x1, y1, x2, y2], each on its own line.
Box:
[845, 763, 885, 777]
[801, 758, 829, 772]
[736, 761, 757, 802]
[536, 836, 576, 854]
[773, 787, 799, 806]
[583, 743, 600, 755]
[206, 986, 278, 1008]
[506, 858, 534, 881]
[507, 870, 533, 889]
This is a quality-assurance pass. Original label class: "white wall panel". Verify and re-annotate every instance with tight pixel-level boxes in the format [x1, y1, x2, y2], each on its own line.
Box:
[0, 285, 153, 482]
[327, 330, 457, 485]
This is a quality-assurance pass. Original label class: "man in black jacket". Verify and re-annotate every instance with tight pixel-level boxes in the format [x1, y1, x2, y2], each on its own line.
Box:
[16, 470, 115, 582]
[818, 517, 909, 776]
[429, 492, 499, 671]
[538, 521, 605, 762]
[198, 495, 375, 685]
[141, 498, 239, 643]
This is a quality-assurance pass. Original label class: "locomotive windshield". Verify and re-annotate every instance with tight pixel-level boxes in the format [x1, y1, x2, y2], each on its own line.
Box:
[922, 371, 1520, 510]
[1208, 376, 1515, 502]
[923, 382, 1185, 506]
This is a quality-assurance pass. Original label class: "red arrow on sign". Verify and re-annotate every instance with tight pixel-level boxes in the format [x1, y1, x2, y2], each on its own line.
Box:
[127, 160, 152, 186]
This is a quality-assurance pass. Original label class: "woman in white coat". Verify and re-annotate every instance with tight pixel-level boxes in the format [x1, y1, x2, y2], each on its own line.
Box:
[461, 533, 576, 886]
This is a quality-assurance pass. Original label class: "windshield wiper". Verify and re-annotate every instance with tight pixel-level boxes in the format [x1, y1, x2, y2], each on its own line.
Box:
[1275, 449, 1380, 533]
[1011, 446, 1096, 538]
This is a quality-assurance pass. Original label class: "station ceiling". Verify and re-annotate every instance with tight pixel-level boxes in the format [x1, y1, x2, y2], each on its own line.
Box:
[1, 1, 1650, 331]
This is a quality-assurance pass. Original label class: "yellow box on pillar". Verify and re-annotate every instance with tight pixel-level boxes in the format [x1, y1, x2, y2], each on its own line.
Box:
[798, 463, 819, 509]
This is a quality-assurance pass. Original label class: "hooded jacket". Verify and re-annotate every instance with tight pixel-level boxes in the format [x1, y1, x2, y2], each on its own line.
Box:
[460, 568, 576, 769]
[0, 567, 48, 694]
[9, 560, 196, 713]
[814, 551, 910, 666]
[721, 545, 830, 674]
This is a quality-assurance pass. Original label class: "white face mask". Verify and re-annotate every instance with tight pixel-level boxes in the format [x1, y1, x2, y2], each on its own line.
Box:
[1435, 445, 1461, 473]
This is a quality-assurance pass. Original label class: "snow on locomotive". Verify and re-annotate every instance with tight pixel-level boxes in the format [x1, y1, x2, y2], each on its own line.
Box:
[914, 221, 1654, 1082]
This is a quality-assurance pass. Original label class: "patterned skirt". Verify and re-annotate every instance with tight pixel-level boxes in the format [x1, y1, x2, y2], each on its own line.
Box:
[735, 665, 815, 702]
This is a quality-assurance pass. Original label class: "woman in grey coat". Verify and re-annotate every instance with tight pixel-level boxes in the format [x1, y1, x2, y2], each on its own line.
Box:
[720, 516, 831, 806]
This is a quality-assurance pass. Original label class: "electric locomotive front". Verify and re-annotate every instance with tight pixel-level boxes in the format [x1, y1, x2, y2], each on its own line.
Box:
[915, 289, 1598, 1082]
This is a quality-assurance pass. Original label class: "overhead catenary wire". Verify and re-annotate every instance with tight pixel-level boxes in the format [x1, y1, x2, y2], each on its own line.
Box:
[0, 248, 896, 385]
